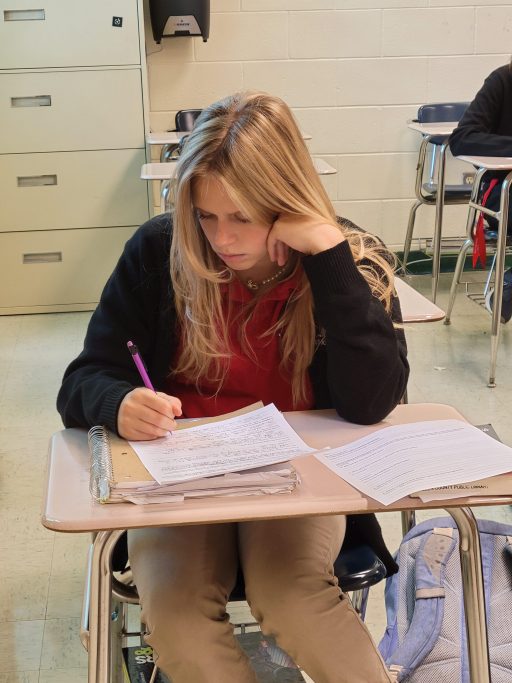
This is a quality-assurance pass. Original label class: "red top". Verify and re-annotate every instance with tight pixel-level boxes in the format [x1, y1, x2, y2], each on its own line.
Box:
[168, 273, 313, 418]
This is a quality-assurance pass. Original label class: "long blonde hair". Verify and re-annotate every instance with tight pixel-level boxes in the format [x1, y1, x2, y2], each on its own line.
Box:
[169, 91, 395, 405]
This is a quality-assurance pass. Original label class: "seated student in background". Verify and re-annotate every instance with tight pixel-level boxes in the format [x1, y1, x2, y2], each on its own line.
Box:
[57, 91, 408, 683]
[449, 61, 512, 323]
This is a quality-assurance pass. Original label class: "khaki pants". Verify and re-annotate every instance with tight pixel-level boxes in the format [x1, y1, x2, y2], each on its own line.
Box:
[128, 515, 392, 683]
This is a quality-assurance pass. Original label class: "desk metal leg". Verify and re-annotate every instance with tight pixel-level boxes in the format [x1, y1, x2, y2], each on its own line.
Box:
[400, 510, 415, 536]
[446, 507, 491, 683]
[444, 166, 486, 325]
[488, 174, 512, 387]
[431, 143, 447, 303]
[89, 529, 125, 683]
[160, 179, 170, 213]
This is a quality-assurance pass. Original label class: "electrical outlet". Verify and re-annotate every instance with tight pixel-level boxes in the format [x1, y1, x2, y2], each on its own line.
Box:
[463, 172, 475, 186]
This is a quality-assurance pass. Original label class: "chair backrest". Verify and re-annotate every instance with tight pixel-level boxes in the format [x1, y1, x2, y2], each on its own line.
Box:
[175, 109, 203, 132]
[417, 102, 468, 124]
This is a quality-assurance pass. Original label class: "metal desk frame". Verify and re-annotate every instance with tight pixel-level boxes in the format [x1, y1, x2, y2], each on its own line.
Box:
[43, 404, 512, 683]
[445, 155, 512, 387]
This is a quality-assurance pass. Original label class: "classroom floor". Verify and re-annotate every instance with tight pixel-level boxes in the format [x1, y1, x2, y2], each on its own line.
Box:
[1, 272, 512, 683]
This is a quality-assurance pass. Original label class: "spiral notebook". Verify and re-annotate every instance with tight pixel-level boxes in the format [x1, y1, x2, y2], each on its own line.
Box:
[88, 403, 309, 505]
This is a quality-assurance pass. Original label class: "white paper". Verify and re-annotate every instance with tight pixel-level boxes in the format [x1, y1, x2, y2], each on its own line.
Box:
[314, 419, 512, 505]
[129, 403, 315, 484]
[413, 474, 512, 502]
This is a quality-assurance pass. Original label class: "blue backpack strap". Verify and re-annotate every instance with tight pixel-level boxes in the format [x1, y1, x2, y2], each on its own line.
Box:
[386, 527, 457, 681]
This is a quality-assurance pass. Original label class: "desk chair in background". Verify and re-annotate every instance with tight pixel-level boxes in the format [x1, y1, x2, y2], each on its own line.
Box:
[159, 108, 202, 163]
[402, 102, 471, 302]
[444, 156, 512, 387]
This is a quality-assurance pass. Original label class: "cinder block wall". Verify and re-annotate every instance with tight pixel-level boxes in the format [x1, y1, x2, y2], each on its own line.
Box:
[144, 0, 511, 249]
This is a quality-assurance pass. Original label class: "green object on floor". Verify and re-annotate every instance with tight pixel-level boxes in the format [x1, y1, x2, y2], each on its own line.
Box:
[123, 646, 169, 683]
[395, 250, 512, 275]
[122, 637, 305, 682]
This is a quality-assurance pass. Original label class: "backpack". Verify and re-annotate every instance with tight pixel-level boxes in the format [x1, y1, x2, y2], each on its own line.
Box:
[378, 517, 512, 683]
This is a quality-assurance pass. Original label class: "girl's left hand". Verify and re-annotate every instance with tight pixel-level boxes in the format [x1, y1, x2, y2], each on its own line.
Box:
[267, 214, 345, 266]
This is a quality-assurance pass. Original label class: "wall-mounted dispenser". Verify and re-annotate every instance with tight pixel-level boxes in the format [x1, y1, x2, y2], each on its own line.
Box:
[149, 0, 210, 43]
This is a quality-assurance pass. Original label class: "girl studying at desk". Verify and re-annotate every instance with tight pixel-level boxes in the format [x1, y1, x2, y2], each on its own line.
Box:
[57, 92, 408, 683]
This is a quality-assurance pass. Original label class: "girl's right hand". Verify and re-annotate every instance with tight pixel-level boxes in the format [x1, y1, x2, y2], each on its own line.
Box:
[117, 388, 182, 440]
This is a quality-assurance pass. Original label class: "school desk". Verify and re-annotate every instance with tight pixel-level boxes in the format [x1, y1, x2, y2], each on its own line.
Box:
[146, 130, 312, 150]
[406, 120, 460, 302]
[141, 157, 337, 212]
[395, 276, 445, 323]
[445, 155, 512, 387]
[42, 403, 511, 683]
[146, 130, 313, 166]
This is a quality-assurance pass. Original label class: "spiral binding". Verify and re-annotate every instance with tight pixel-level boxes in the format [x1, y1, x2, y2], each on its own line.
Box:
[88, 425, 113, 503]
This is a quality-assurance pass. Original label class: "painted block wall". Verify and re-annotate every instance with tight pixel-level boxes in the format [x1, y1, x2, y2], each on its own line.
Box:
[144, 0, 511, 249]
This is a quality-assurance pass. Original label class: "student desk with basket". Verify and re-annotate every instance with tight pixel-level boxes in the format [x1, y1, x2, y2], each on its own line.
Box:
[406, 120, 460, 302]
[445, 155, 512, 387]
[43, 402, 511, 683]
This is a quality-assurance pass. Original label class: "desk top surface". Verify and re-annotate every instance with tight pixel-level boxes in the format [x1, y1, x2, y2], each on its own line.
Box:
[395, 277, 445, 322]
[456, 154, 512, 170]
[407, 120, 458, 137]
[146, 131, 313, 145]
[42, 403, 512, 533]
[141, 157, 336, 181]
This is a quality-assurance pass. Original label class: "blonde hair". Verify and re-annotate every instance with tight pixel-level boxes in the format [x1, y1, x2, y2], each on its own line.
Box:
[169, 91, 395, 405]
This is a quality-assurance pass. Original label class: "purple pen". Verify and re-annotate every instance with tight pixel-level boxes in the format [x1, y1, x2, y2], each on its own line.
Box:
[127, 341, 156, 392]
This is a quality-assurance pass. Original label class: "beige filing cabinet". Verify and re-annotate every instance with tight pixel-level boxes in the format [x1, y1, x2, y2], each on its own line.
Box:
[0, 0, 150, 314]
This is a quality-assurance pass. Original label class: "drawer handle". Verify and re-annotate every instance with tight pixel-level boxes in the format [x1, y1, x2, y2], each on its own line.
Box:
[11, 95, 52, 108]
[4, 9, 45, 21]
[23, 252, 62, 264]
[17, 174, 57, 187]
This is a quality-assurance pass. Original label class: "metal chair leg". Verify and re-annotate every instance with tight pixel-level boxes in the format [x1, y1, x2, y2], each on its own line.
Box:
[401, 200, 422, 272]
[160, 179, 170, 213]
[444, 238, 473, 324]
[483, 252, 497, 297]
[488, 173, 512, 387]
[88, 529, 126, 683]
[401, 510, 416, 536]
[447, 507, 491, 683]
[160, 143, 180, 163]
[431, 143, 447, 303]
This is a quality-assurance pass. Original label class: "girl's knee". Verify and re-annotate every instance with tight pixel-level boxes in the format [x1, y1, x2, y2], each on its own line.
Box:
[142, 585, 231, 656]
[245, 570, 340, 628]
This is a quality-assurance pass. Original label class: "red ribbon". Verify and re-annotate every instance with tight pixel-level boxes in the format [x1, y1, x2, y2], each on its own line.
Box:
[472, 178, 499, 268]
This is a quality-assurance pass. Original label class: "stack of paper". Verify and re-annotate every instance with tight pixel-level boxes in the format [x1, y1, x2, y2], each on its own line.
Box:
[314, 419, 512, 505]
[90, 404, 315, 504]
[115, 464, 300, 505]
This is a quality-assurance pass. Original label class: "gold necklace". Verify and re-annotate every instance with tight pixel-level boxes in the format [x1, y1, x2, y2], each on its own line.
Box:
[246, 265, 288, 291]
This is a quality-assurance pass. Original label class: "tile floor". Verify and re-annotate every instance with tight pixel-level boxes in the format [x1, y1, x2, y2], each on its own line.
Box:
[1, 272, 511, 682]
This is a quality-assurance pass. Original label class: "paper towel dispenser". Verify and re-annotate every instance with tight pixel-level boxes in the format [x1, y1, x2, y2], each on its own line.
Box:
[149, 0, 210, 43]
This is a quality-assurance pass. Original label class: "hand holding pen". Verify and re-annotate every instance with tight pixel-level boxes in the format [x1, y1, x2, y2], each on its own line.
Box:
[116, 341, 182, 441]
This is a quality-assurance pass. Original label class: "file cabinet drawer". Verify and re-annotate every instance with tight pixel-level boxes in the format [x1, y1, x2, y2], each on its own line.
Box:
[0, 0, 140, 69]
[0, 149, 149, 231]
[0, 69, 144, 153]
[0, 226, 136, 312]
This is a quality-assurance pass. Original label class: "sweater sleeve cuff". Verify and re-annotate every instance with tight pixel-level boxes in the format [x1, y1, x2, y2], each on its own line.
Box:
[302, 239, 369, 296]
[97, 383, 134, 434]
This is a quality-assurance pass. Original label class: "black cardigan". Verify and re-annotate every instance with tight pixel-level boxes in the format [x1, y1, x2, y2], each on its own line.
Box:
[450, 64, 512, 157]
[57, 214, 409, 574]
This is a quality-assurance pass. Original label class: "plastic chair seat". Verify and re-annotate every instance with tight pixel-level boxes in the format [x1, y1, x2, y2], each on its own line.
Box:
[422, 182, 472, 198]
[334, 544, 387, 592]
[111, 543, 386, 604]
